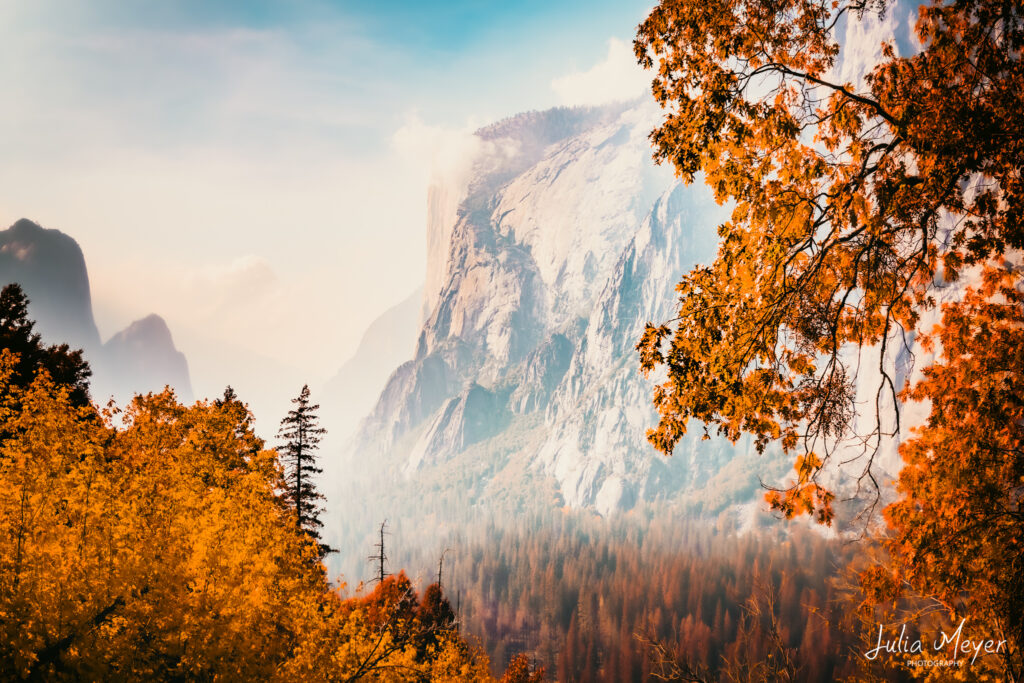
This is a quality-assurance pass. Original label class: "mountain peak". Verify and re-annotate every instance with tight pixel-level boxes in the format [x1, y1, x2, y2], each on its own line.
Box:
[112, 314, 174, 346]
[0, 218, 101, 351]
[7, 218, 74, 247]
[11, 217, 44, 232]
[0, 219, 194, 405]
[103, 313, 193, 402]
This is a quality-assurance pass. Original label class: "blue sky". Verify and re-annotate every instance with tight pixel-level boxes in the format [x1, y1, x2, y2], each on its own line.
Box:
[3, 0, 650, 150]
[0, 0, 655, 421]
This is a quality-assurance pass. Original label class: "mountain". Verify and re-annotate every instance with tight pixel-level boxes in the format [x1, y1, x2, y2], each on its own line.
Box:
[99, 314, 194, 404]
[0, 218, 101, 351]
[334, 1, 938, 544]
[319, 288, 423, 445]
[0, 218, 193, 404]
[339, 100, 785, 527]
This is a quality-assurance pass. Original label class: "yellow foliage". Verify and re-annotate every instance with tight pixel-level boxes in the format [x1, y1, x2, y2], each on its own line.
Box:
[0, 352, 496, 680]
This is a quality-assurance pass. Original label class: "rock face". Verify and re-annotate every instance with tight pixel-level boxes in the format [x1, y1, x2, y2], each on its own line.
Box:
[101, 314, 193, 403]
[0, 218, 101, 351]
[535, 179, 736, 513]
[509, 333, 572, 414]
[348, 100, 768, 517]
[0, 218, 193, 404]
[405, 383, 511, 474]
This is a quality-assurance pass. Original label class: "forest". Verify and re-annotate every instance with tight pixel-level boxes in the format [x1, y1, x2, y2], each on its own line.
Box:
[417, 514, 874, 682]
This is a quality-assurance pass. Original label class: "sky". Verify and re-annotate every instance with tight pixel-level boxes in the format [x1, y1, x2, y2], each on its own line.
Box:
[0, 0, 654, 421]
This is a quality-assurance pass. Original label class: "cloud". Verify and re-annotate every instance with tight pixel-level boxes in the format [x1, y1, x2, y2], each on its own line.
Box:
[190, 254, 277, 295]
[551, 38, 648, 107]
[184, 254, 278, 313]
[835, 3, 901, 88]
[391, 113, 484, 184]
[0, 2, 654, 405]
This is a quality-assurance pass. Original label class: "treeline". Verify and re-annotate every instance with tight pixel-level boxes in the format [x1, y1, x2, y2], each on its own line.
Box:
[0, 283, 538, 682]
[429, 513, 907, 682]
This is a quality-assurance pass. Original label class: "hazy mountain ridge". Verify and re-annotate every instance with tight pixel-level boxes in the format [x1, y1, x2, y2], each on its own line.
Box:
[101, 313, 193, 404]
[0, 218, 193, 403]
[319, 287, 423, 446]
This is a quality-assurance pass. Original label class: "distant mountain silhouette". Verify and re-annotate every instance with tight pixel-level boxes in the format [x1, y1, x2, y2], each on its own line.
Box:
[0, 218, 192, 403]
[320, 288, 422, 442]
[101, 314, 193, 403]
[0, 218, 101, 351]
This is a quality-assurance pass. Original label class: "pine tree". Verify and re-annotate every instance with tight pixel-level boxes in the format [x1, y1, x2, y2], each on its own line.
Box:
[0, 283, 91, 409]
[277, 384, 332, 558]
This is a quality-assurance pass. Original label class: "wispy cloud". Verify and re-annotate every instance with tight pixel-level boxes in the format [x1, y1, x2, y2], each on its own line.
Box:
[551, 38, 648, 106]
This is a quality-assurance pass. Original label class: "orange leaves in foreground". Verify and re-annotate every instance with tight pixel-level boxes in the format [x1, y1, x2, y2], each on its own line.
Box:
[0, 353, 504, 681]
[859, 265, 1024, 679]
[635, 0, 1023, 674]
[0, 352, 321, 679]
[635, 0, 1024, 511]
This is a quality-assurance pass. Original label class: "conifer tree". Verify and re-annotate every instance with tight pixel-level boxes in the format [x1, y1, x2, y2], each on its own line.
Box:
[277, 384, 332, 558]
[0, 283, 91, 408]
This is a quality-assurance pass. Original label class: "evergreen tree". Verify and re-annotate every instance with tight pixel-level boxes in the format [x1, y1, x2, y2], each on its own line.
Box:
[277, 384, 332, 558]
[0, 282, 91, 409]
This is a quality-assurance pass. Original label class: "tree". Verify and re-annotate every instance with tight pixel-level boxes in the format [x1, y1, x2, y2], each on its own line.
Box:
[0, 365, 498, 681]
[0, 283, 91, 409]
[859, 266, 1024, 680]
[634, 0, 1022, 522]
[0, 367, 321, 680]
[500, 653, 546, 683]
[634, 0, 1022, 677]
[636, 0, 1023, 511]
[369, 519, 391, 584]
[278, 384, 332, 558]
[418, 582, 458, 656]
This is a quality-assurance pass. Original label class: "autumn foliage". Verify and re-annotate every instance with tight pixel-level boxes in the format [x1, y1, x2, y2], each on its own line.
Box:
[0, 318, 510, 680]
[859, 264, 1024, 680]
[0, 354, 318, 679]
[635, 0, 1023, 519]
[635, 0, 1022, 678]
